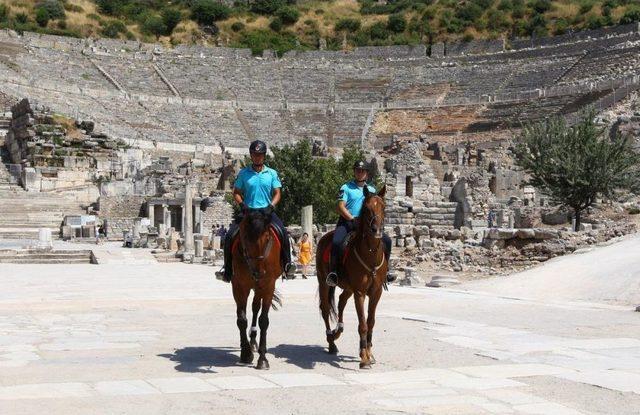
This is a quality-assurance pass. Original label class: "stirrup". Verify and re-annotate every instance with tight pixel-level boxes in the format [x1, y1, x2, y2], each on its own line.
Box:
[326, 272, 338, 287]
[386, 271, 397, 284]
[215, 268, 231, 283]
[284, 262, 296, 276]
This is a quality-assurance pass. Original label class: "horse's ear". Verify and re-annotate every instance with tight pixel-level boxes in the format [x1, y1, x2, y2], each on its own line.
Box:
[378, 185, 386, 198]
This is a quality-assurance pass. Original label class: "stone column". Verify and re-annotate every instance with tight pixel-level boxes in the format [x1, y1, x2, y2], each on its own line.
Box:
[147, 202, 154, 227]
[194, 201, 202, 234]
[183, 181, 194, 253]
[301, 205, 313, 239]
[162, 204, 171, 229]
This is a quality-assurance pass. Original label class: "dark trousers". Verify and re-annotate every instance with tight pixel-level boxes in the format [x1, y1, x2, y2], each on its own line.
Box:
[330, 218, 392, 272]
[223, 212, 292, 278]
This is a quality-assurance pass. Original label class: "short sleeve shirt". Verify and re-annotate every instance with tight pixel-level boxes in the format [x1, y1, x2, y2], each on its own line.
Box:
[338, 180, 376, 218]
[234, 166, 282, 209]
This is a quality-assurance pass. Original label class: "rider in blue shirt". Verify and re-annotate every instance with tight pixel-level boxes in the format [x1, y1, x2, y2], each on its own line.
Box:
[217, 140, 295, 281]
[326, 160, 395, 287]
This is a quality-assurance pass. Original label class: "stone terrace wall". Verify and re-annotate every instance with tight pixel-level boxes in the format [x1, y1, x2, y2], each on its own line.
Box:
[99, 195, 147, 238]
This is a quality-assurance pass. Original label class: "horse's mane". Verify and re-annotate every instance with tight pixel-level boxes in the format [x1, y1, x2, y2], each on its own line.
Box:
[247, 209, 272, 235]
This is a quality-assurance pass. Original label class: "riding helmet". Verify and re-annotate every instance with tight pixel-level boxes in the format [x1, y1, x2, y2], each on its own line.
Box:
[249, 140, 267, 154]
[353, 160, 369, 170]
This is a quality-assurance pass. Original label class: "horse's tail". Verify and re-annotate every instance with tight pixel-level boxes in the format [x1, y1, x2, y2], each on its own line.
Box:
[271, 288, 283, 311]
[328, 286, 337, 322]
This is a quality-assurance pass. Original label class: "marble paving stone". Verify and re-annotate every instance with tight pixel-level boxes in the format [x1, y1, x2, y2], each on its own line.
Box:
[146, 377, 219, 394]
[555, 369, 640, 393]
[480, 389, 548, 405]
[435, 376, 525, 390]
[476, 401, 515, 414]
[261, 373, 344, 387]
[344, 368, 460, 385]
[452, 364, 574, 379]
[435, 336, 496, 350]
[385, 387, 458, 398]
[374, 394, 491, 408]
[560, 338, 640, 350]
[514, 402, 585, 415]
[40, 341, 140, 351]
[206, 375, 280, 390]
[0, 382, 93, 400]
[94, 380, 160, 396]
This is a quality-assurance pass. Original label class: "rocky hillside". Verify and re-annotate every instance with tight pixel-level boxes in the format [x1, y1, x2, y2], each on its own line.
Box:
[1, 0, 639, 55]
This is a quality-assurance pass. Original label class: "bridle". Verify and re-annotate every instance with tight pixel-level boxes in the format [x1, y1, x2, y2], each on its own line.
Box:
[353, 195, 385, 277]
[239, 220, 274, 281]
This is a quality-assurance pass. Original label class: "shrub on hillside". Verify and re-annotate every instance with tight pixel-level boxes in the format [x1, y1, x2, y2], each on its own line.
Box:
[369, 21, 390, 39]
[101, 20, 127, 38]
[269, 17, 283, 31]
[0, 4, 8, 22]
[35, 8, 50, 27]
[456, 2, 483, 24]
[487, 9, 509, 31]
[142, 15, 167, 37]
[335, 18, 361, 32]
[231, 21, 245, 32]
[498, 0, 512, 10]
[276, 6, 300, 25]
[232, 29, 299, 56]
[162, 8, 182, 35]
[251, 0, 286, 15]
[620, 7, 640, 24]
[15, 13, 29, 24]
[387, 13, 407, 33]
[191, 0, 231, 25]
[37, 0, 65, 20]
[529, 0, 552, 13]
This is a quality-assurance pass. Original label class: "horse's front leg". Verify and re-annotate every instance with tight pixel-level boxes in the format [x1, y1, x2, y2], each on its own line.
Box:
[354, 292, 370, 369]
[233, 285, 253, 364]
[333, 289, 352, 341]
[250, 294, 260, 352]
[256, 284, 275, 370]
[366, 287, 382, 365]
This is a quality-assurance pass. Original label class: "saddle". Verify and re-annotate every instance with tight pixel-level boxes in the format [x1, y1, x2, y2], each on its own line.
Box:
[321, 230, 356, 266]
[231, 224, 282, 256]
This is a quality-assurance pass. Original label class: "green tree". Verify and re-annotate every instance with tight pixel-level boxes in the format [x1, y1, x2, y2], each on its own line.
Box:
[251, 0, 286, 15]
[35, 8, 50, 27]
[162, 8, 182, 35]
[37, 0, 65, 19]
[515, 111, 640, 231]
[142, 15, 167, 37]
[335, 17, 361, 32]
[276, 6, 300, 25]
[191, 0, 231, 25]
[0, 4, 9, 22]
[387, 13, 407, 33]
[253, 140, 374, 225]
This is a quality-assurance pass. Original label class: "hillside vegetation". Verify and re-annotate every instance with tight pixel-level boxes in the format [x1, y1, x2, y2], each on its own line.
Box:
[1, 0, 639, 55]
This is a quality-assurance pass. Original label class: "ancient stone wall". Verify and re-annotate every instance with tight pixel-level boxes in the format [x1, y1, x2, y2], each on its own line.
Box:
[99, 195, 147, 238]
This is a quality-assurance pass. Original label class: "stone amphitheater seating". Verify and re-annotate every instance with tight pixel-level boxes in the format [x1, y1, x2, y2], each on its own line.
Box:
[0, 24, 638, 150]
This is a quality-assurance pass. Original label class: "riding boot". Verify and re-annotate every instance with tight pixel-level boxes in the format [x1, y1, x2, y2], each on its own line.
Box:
[278, 230, 296, 278]
[326, 250, 339, 287]
[216, 225, 237, 283]
[382, 233, 396, 283]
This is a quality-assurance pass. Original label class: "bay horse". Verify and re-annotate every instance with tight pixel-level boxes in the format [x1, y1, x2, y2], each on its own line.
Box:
[232, 208, 282, 370]
[316, 185, 387, 369]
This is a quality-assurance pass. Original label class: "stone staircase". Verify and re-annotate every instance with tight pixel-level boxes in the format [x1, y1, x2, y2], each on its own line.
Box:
[0, 248, 94, 264]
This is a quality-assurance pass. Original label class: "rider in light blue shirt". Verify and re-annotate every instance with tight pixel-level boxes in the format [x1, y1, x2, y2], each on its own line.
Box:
[234, 166, 282, 209]
[326, 160, 395, 287]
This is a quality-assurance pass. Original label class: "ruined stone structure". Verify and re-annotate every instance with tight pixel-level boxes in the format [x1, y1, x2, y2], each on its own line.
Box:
[0, 25, 639, 269]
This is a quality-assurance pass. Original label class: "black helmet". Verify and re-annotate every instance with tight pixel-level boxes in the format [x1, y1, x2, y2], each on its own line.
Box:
[249, 140, 267, 154]
[353, 160, 369, 170]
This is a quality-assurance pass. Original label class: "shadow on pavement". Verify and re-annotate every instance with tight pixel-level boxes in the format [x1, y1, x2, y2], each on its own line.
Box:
[158, 346, 240, 373]
[270, 344, 359, 370]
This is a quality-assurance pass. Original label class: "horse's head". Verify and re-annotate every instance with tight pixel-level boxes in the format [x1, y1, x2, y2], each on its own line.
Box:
[239, 208, 274, 279]
[361, 185, 386, 239]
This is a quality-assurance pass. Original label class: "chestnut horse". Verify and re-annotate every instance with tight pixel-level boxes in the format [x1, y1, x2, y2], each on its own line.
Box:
[232, 208, 282, 370]
[316, 185, 387, 369]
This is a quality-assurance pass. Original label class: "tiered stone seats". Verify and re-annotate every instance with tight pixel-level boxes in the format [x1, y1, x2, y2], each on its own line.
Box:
[558, 45, 640, 85]
[92, 55, 173, 96]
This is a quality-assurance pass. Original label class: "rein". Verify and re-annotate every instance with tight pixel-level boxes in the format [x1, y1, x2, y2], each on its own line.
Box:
[240, 226, 274, 281]
[353, 195, 385, 277]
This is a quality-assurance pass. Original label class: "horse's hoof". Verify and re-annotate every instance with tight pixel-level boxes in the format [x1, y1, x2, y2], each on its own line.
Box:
[359, 362, 372, 370]
[256, 358, 270, 370]
[327, 344, 338, 355]
[369, 355, 376, 364]
[240, 350, 254, 364]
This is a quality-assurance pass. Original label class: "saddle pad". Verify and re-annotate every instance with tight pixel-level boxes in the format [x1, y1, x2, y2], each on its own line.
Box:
[321, 231, 355, 265]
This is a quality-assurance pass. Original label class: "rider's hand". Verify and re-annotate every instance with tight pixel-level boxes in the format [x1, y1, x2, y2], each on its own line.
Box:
[263, 203, 275, 216]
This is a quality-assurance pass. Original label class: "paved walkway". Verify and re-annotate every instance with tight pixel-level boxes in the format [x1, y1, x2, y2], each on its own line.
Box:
[1, 247, 639, 414]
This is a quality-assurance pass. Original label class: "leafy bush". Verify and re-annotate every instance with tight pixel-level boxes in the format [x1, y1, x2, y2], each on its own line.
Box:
[0, 4, 8, 22]
[585, 14, 605, 29]
[269, 16, 283, 31]
[15, 13, 29, 24]
[142, 14, 167, 37]
[620, 7, 640, 24]
[335, 17, 361, 32]
[232, 28, 299, 56]
[37, 0, 65, 19]
[579, 0, 595, 14]
[369, 21, 389, 39]
[276, 6, 300, 25]
[191, 0, 231, 25]
[35, 8, 50, 27]
[162, 8, 182, 35]
[387, 13, 407, 33]
[498, 0, 513, 10]
[251, 0, 286, 15]
[101, 20, 127, 38]
[63, 3, 83, 13]
[487, 9, 509, 31]
[231, 21, 245, 32]
[456, 2, 483, 23]
[529, 0, 552, 13]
